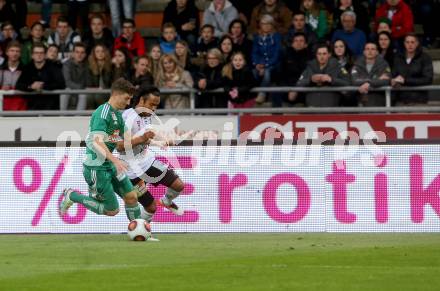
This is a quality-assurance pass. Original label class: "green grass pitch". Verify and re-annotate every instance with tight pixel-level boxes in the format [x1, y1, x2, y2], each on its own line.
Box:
[0, 233, 439, 291]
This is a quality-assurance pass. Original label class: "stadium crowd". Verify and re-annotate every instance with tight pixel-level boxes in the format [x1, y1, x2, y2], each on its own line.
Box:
[0, 0, 436, 110]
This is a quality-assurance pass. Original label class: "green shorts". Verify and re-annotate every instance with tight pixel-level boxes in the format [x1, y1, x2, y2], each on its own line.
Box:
[83, 165, 134, 211]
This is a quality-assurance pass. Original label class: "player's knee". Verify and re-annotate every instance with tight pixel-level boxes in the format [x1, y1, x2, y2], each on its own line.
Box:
[104, 208, 119, 216]
[123, 191, 138, 205]
[172, 179, 184, 192]
[147, 202, 157, 214]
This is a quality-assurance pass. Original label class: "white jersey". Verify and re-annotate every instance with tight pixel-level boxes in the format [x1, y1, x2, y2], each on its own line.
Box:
[119, 108, 155, 179]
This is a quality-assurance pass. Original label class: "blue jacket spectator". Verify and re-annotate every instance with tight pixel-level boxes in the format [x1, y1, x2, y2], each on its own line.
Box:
[251, 32, 282, 69]
[331, 11, 366, 56]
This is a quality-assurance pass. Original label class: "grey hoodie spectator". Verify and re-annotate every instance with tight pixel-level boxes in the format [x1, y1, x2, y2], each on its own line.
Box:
[60, 42, 88, 110]
[351, 43, 391, 106]
[203, 0, 238, 38]
[297, 44, 350, 107]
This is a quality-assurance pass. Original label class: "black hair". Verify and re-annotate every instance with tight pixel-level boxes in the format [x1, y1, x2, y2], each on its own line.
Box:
[200, 24, 215, 33]
[131, 85, 160, 107]
[292, 32, 307, 43]
[122, 18, 136, 28]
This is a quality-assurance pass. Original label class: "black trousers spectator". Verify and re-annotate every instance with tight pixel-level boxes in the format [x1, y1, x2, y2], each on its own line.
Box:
[68, 0, 90, 33]
[7, 0, 27, 29]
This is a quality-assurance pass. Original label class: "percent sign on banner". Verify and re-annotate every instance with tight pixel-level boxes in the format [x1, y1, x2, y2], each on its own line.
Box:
[13, 156, 87, 226]
[11, 154, 200, 226]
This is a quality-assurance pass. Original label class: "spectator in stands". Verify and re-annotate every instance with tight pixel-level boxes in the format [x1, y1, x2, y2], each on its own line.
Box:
[332, 11, 366, 57]
[16, 43, 66, 110]
[416, 0, 439, 47]
[160, 23, 179, 55]
[114, 19, 146, 58]
[46, 44, 62, 68]
[229, 0, 260, 24]
[149, 44, 162, 78]
[376, 18, 392, 35]
[48, 16, 81, 63]
[332, 39, 353, 74]
[162, 0, 200, 47]
[41, 0, 53, 28]
[281, 32, 311, 107]
[67, 0, 90, 33]
[0, 41, 25, 110]
[249, 0, 292, 35]
[332, 0, 370, 36]
[251, 15, 282, 104]
[203, 0, 238, 38]
[375, 0, 414, 44]
[21, 22, 47, 66]
[332, 39, 355, 106]
[131, 55, 154, 89]
[174, 40, 196, 74]
[286, 11, 318, 51]
[60, 42, 88, 110]
[112, 47, 132, 81]
[83, 14, 114, 55]
[391, 33, 433, 105]
[219, 35, 234, 63]
[228, 19, 252, 61]
[195, 48, 226, 108]
[191, 24, 218, 67]
[155, 54, 194, 109]
[0, 21, 19, 53]
[222, 51, 257, 108]
[108, 0, 135, 36]
[351, 42, 391, 106]
[296, 44, 350, 107]
[86, 44, 113, 108]
[377, 31, 395, 69]
[0, 0, 16, 30]
[300, 0, 328, 40]
[7, 0, 26, 30]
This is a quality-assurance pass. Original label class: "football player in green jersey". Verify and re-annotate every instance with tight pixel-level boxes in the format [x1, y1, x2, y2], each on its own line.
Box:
[60, 78, 154, 221]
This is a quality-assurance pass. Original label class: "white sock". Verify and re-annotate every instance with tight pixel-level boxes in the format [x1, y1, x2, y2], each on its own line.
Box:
[140, 206, 154, 223]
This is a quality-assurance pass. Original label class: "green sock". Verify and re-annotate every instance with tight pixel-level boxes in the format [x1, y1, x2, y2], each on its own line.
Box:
[125, 204, 141, 221]
[70, 191, 105, 215]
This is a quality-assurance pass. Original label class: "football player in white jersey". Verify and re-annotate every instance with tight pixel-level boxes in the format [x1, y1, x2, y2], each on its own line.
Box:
[119, 86, 184, 228]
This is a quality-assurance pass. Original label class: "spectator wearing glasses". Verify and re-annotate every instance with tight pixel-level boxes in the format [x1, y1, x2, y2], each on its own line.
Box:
[114, 19, 146, 58]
